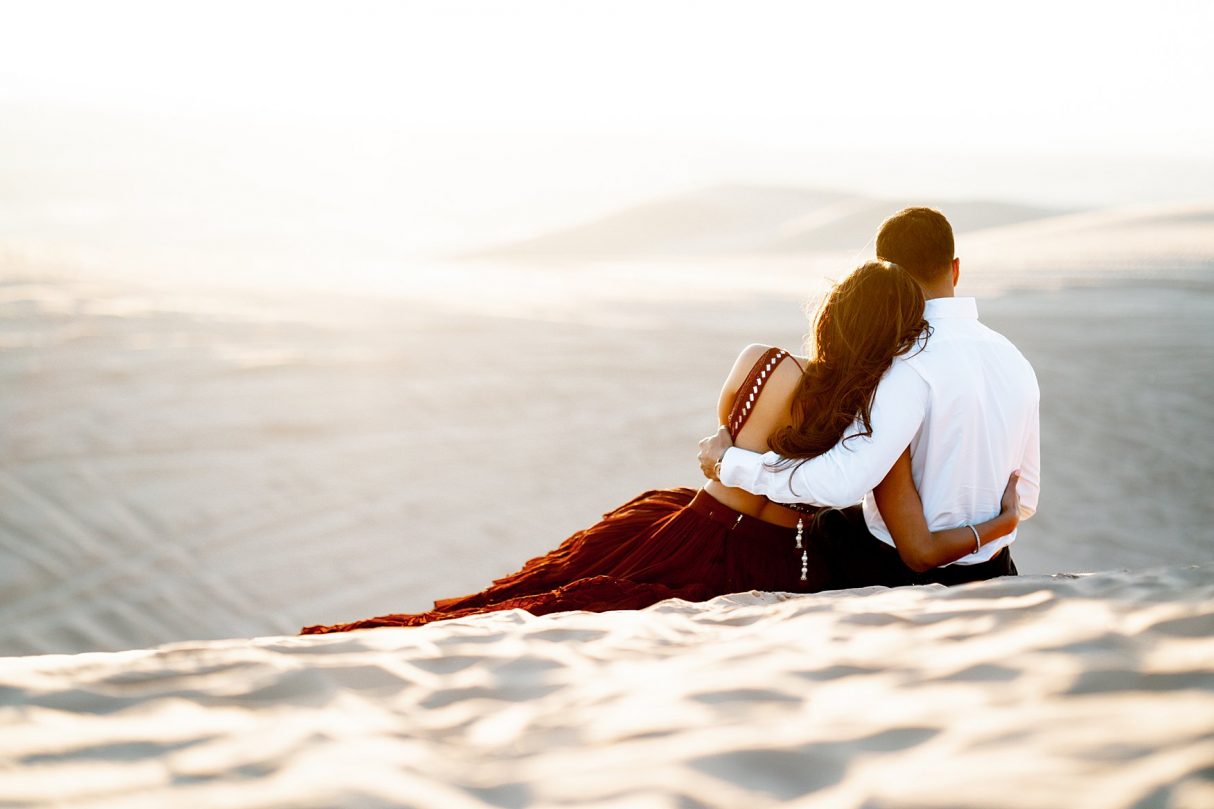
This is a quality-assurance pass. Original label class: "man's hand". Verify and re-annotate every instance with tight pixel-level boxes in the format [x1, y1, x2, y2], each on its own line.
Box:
[698, 426, 734, 481]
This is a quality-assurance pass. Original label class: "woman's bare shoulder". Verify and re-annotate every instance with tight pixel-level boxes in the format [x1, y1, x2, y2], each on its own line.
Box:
[717, 345, 774, 424]
[728, 344, 805, 449]
[723, 343, 805, 387]
[764, 349, 807, 397]
[720, 343, 770, 386]
[736, 342, 775, 365]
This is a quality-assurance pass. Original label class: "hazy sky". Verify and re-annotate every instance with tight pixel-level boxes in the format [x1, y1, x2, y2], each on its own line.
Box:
[1, 0, 1212, 259]
[5, 1, 1212, 152]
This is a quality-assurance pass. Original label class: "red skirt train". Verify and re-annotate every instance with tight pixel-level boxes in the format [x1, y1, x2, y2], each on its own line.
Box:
[299, 487, 817, 634]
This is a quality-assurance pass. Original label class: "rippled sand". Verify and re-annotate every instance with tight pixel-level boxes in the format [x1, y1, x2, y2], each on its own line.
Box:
[2, 564, 1211, 808]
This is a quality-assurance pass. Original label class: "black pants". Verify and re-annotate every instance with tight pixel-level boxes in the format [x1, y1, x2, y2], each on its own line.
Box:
[804, 505, 1018, 591]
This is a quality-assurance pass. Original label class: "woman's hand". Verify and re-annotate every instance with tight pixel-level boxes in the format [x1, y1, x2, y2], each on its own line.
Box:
[698, 426, 734, 481]
[1000, 471, 1021, 523]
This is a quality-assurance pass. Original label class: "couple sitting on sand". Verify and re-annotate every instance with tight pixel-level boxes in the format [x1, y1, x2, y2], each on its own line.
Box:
[302, 207, 1041, 634]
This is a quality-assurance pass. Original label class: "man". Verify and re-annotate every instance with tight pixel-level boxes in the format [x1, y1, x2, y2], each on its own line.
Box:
[697, 207, 1040, 587]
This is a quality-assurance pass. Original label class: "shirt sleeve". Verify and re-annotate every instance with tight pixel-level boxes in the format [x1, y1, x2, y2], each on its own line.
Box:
[718, 359, 930, 507]
[1015, 393, 1041, 520]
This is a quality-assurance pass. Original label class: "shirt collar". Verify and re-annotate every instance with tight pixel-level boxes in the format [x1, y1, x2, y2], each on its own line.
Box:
[924, 296, 978, 321]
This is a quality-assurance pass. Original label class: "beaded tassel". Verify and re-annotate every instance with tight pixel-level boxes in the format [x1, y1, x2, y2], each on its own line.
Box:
[795, 518, 808, 581]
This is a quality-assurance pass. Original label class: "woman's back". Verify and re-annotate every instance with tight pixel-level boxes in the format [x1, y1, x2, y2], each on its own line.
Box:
[703, 344, 810, 528]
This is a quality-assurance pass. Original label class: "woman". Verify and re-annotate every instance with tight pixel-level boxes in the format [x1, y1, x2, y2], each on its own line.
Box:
[300, 261, 1019, 634]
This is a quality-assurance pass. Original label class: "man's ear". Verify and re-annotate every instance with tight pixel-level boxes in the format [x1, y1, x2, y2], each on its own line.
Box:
[952, 257, 961, 288]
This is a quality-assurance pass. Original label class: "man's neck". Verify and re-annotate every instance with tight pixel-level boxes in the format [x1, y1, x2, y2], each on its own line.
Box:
[920, 263, 959, 300]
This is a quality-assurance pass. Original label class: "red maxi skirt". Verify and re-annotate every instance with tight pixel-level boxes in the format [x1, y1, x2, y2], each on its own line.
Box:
[299, 487, 819, 634]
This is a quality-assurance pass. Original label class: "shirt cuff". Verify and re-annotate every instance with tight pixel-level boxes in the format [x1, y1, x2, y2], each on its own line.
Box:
[718, 446, 762, 490]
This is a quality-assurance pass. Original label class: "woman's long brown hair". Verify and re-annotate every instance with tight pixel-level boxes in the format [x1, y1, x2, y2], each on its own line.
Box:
[767, 260, 930, 470]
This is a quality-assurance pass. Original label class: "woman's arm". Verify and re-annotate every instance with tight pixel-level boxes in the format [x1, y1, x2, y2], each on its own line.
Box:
[873, 449, 1020, 573]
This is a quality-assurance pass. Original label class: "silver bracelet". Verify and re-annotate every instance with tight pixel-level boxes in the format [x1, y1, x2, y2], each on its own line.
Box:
[968, 524, 982, 553]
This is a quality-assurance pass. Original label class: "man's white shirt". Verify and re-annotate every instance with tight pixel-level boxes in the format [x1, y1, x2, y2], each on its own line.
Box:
[719, 296, 1040, 565]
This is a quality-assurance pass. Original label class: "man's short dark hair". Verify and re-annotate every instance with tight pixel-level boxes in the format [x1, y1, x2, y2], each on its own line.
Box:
[875, 207, 955, 283]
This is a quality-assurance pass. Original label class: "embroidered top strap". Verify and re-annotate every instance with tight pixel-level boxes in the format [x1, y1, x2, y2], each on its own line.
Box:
[726, 347, 790, 440]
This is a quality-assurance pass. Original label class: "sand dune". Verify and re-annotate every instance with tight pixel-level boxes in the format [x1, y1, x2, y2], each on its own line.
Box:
[466, 185, 1066, 260]
[962, 202, 1214, 280]
[465, 189, 1214, 293]
[763, 197, 1064, 254]
[1, 564, 1211, 808]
